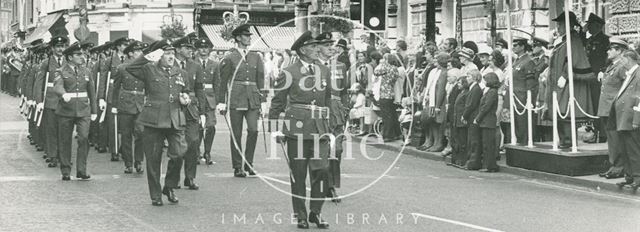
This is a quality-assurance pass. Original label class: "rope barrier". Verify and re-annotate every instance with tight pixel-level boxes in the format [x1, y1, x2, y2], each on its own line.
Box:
[573, 98, 600, 119]
[554, 97, 571, 119]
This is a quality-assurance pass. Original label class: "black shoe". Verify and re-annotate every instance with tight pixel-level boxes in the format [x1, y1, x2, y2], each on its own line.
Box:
[329, 188, 341, 203]
[626, 181, 640, 191]
[76, 173, 91, 180]
[184, 179, 200, 190]
[62, 175, 71, 181]
[234, 168, 246, 178]
[110, 153, 119, 161]
[247, 169, 256, 177]
[162, 187, 179, 203]
[124, 167, 133, 174]
[97, 147, 107, 153]
[47, 160, 57, 168]
[45, 157, 52, 163]
[135, 162, 144, 173]
[297, 219, 309, 229]
[42, 154, 47, 159]
[308, 212, 329, 229]
[616, 177, 634, 187]
[151, 199, 164, 206]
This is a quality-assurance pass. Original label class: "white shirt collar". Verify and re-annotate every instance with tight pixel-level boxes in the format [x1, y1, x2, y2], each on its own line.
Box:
[300, 59, 313, 69]
[469, 82, 477, 90]
[626, 65, 638, 77]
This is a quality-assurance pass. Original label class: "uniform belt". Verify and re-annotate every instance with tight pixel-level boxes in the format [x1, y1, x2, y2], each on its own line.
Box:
[290, 104, 330, 119]
[204, 84, 214, 89]
[233, 81, 256, 86]
[121, 89, 145, 95]
[68, 92, 88, 98]
[46, 82, 54, 87]
[330, 95, 342, 101]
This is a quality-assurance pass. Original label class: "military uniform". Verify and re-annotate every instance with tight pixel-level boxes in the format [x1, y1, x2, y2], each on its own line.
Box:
[196, 38, 220, 164]
[125, 42, 189, 204]
[504, 40, 538, 144]
[99, 37, 129, 160]
[585, 13, 611, 143]
[112, 41, 146, 172]
[269, 31, 331, 229]
[34, 36, 68, 166]
[218, 24, 265, 176]
[171, 36, 205, 189]
[53, 42, 97, 179]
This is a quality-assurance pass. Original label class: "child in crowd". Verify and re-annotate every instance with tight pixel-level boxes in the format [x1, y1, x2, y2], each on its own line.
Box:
[398, 97, 414, 145]
[442, 68, 463, 156]
[349, 83, 367, 135]
[475, 72, 500, 172]
[450, 75, 469, 167]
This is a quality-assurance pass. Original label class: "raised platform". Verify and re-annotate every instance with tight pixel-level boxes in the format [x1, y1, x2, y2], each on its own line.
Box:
[505, 142, 609, 176]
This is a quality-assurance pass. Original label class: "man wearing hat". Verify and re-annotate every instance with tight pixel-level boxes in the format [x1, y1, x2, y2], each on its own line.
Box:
[269, 30, 331, 229]
[34, 35, 69, 167]
[53, 42, 98, 181]
[458, 47, 478, 75]
[172, 36, 205, 190]
[531, 37, 552, 142]
[503, 37, 538, 144]
[195, 37, 220, 165]
[584, 13, 611, 144]
[111, 41, 146, 174]
[547, 11, 596, 149]
[99, 37, 129, 161]
[218, 24, 266, 178]
[596, 38, 628, 179]
[126, 40, 191, 206]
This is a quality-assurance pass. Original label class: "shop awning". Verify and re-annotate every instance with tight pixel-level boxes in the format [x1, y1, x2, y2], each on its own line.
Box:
[200, 24, 275, 51]
[254, 26, 296, 51]
[24, 12, 67, 45]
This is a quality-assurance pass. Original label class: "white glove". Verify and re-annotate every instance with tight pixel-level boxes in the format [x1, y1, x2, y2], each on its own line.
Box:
[62, 93, 72, 102]
[99, 99, 106, 110]
[27, 100, 35, 107]
[144, 49, 164, 62]
[597, 72, 604, 82]
[557, 76, 567, 88]
[200, 115, 206, 128]
[179, 93, 191, 105]
[216, 103, 227, 113]
[36, 102, 44, 112]
[272, 130, 286, 144]
[90, 114, 97, 121]
[111, 107, 118, 114]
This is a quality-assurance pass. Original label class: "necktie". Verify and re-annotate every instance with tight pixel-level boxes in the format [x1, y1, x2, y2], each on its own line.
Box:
[181, 61, 185, 70]
[308, 64, 314, 75]
[57, 57, 62, 67]
[120, 56, 124, 63]
[74, 67, 78, 75]
[202, 60, 206, 69]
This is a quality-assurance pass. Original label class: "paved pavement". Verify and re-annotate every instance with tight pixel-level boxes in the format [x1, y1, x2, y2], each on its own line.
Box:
[0, 93, 639, 232]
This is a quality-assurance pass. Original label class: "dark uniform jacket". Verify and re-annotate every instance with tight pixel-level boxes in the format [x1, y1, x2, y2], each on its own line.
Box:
[475, 88, 498, 128]
[504, 53, 537, 110]
[52, 64, 97, 117]
[112, 59, 146, 115]
[176, 58, 205, 120]
[598, 60, 626, 117]
[463, 83, 482, 122]
[198, 58, 220, 111]
[323, 59, 349, 127]
[99, 53, 125, 104]
[612, 66, 640, 131]
[34, 55, 66, 109]
[126, 56, 190, 130]
[586, 32, 610, 74]
[269, 60, 332, 140]
[219, 48, 265, 110]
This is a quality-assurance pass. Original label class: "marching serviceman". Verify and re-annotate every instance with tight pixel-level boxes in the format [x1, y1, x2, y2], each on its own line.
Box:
[100, 37, 130, 161]
[269, 31, 331, 229]
[597, 39, 628, 179]
[89, 42, 110, 149]
[125, 40, 190, 206]
[196, 38, 220, 165]
[218, 24, 265, 177]
[34, 36, 69, 167]
[112, 41, 146, 174]
[172, 36, 205, 190]
[22, 40, 44, 150]
[52, 42, 98, 181]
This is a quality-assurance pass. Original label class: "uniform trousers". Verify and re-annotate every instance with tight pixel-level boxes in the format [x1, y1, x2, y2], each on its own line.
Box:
[327, 125, 344, 189]
[202, 110, 217, 155]
[43, 108, 59, 159]
[118, 113, 144, 167]
[229, 109, 259, 170]
[167, 119, 201, 184]
[514, 112, 537, 144]
[95, 109, 108, 149]
[287, 138, 329, 220]
[142, 126, 186, 201]
[106, 103, 118, 154]
[57, 116, 90, 176]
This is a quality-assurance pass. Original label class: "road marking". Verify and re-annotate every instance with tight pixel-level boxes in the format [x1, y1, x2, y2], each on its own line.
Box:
[411, 213, 505, 232]
[520, 179, 640, 203]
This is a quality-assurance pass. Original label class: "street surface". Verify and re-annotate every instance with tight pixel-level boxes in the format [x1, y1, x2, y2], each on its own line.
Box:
[0, 93, 638, 232]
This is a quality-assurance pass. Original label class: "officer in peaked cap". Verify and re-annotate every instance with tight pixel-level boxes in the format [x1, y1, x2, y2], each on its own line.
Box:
[269, 30, 331, 229]
[513, 37, 532, 52]
[34, 35, 69, 167]
[112, 40, 146, 174]
[584, 12, 610, 144]
[218, 23, 265, 178]
[314, 32, 335, 45]
[195, 36, 220, 165]
[552, 11, 580, 26]
[54, 41, 97, 181]
[508, 36, 538, 145]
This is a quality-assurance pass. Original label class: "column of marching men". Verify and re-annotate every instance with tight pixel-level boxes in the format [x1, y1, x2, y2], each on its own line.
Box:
[11, 24, 348, 228]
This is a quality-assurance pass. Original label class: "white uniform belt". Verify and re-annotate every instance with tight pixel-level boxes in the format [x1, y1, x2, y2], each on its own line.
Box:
[204, 84, 213, 89]
[330, 95, 341, 101]
[121, 89, 145, 95]
[233, 81, 256, 86]
[46, 82, 54, 87]
[290, 104, 330, 119]
[68, 92, 88, 98]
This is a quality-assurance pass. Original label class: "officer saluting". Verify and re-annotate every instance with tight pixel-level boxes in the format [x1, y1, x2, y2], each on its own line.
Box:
[111, 41, 146, 174]
[270, 31, 331, 229]
[53, 42, 98, 181]
[125, 40, 191, 206]
[218, 24, 265, 177]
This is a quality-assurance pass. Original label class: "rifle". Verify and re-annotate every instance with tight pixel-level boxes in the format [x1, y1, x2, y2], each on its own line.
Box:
[99, 70, 110, 123]
[36, 71, 49, 127]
